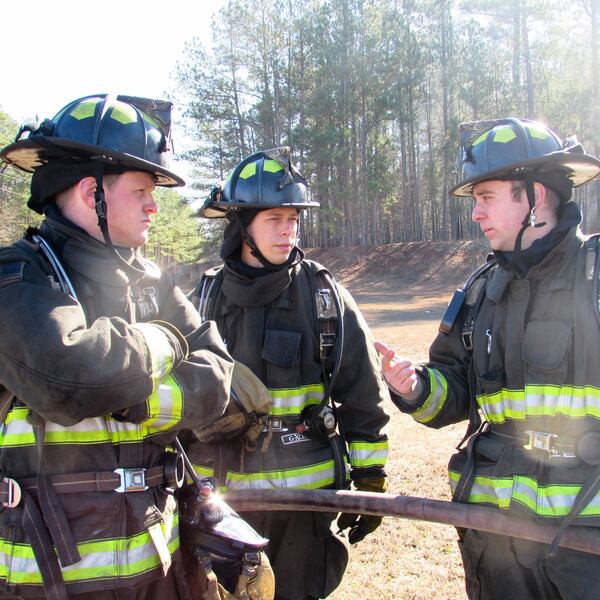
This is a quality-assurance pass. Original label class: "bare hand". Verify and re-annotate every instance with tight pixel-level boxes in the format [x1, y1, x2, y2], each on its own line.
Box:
[374, 340, 421, 399]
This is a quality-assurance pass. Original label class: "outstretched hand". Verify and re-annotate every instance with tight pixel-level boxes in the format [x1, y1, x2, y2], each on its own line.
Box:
[374, 340, 422, 400]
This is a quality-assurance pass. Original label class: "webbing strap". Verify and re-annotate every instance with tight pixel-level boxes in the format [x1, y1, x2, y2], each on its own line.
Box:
[548, 464, 600, 556]
[37, 474, 81, 566]
[19, 465, 166, 494]
[31, 419, 81, 568]
[452, 422, 489, 504]
[21, 490, 69, 600]
[0, 387, 13, 426]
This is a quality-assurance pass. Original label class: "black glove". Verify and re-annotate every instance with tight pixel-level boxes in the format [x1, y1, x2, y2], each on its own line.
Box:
[337, 477, 387, 544]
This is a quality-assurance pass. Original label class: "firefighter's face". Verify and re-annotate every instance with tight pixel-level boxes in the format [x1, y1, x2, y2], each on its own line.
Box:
[104, 171, 158, 248]
[242, 207, 300, 267]
[471, 180, 530, 251]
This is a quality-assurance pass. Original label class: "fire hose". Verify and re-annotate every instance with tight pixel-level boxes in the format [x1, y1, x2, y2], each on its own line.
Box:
[223, 489, 600, 555]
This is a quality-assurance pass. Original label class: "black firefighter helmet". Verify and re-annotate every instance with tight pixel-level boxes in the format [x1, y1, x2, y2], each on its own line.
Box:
[0, 93, 184, 214]
[450, 117, 600, 201]
[200, 146, 318, 218]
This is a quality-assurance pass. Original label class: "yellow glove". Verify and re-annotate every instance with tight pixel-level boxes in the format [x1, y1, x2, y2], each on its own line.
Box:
[336, 477, 387, 544]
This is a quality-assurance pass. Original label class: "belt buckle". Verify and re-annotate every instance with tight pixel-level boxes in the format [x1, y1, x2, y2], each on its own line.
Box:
[114, 468, 147, 492]
[461, 330, 473, 351]
[524, 430, 556, 453]
[2, 477, 21, 508]
[270, 418, 287, 432]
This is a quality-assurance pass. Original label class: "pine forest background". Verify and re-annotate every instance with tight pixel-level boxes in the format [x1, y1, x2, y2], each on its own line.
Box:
[2, 0, 600, 266]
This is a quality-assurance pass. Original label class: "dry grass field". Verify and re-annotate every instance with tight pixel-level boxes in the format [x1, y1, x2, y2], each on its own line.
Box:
[329, 284, 469, 599]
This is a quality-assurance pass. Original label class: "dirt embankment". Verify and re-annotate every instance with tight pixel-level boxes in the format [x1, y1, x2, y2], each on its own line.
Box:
[305, 239, 489, 293]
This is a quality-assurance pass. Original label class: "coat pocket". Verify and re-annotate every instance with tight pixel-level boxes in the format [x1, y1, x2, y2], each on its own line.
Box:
[523, 320, 572, 384]
[262, 329, 302, 388]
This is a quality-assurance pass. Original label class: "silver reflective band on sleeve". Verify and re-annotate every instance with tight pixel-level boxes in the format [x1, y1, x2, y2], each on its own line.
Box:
[413, 368, 448, 423]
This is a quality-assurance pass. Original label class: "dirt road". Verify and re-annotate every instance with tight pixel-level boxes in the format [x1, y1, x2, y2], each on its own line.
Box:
[331, 283, 468, 600]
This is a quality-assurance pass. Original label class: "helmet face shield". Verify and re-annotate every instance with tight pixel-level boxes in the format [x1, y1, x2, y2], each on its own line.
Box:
[200, 146, 318, 218]
[450, 118, 600, 198]
[0, 94, 184, 188]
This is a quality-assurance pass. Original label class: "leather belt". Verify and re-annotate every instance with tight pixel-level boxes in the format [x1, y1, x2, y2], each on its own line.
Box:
[488, 429, 578, 460]
[1, 457, 185, 508]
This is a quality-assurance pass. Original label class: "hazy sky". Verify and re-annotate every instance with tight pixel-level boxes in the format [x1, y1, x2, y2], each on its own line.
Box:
[2, 1, 223, 123]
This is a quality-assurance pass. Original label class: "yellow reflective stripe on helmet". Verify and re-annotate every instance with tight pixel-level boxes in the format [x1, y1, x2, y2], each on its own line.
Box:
[477, 384, 600, 424]
[347, 440, 388, 468]
[141, 112, 160, 129]
[193, 459, 341, 490]
[69, 99, 100, 121]
[449, 470, 600, 518]
[0, 513, 179, 585]
[525, 123, 551, 140]
[141, 374, 183, 432]
[109, 103, 138, 126]
[493, 127, 517, 143]
[263, 159, 283, 173]
[269, 383, 324, 417]
[131, 323, 174, 393]
[239, 162, 257, 179]
[471, 131, 490, 146]
[413, 368, 447, 424]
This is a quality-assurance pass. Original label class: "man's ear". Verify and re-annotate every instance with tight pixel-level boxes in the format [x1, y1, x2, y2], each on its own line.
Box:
[533, 182, 548, 208]
[78, 177, 98, 210]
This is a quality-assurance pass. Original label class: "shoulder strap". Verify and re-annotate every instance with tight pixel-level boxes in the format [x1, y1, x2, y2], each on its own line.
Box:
[585, 234, 600, 330]
[193, 265, 224, 322]
[301, 261, 342, 359]
[14, 234, 79, 301]
[300, 261, 344, 408]
[439, 257, 497, 351]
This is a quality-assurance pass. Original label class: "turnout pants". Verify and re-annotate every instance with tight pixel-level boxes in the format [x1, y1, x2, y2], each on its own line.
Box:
[458, 529, 600, 600]
[242, 510, 348, 600]
[0, 559, 191, 600]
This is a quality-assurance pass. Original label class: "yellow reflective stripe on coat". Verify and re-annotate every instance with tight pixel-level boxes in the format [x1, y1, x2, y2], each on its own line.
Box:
[347, 440, 388, 468]
[131, 322, 174, 392]
[269, 384, 324, 417]
[477, 384, 600, 424]
[449, 471, 600, 517]
[193, 459, 341, 490]
[0, 406, 170, 448]
[0, 513, 179, 585]
[140, 374, 183, 432]
[413, 368, 448, 423]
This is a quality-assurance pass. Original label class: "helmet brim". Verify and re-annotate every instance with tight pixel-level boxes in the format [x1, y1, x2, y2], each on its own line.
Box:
[450, 152, 600, 197]
[199, 199, 320, 218]
[1, 137, 185, 187]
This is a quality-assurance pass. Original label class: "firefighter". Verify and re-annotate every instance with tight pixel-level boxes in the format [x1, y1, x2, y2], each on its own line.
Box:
[188, 147, 390, 600]
[0, 94, 235, 599]
[376, 118, 600, 600]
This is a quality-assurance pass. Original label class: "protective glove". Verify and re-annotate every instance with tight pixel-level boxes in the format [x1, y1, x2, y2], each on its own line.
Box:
[337, 477, 387, 544]
[192, 360, 272, 446]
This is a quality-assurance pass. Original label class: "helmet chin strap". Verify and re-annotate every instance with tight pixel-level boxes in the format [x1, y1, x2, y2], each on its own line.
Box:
[244, 232, 284, 271]
[230, 212, 287, 271]
[92, 160, 148, 279]
[512, 173, 547, 264]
